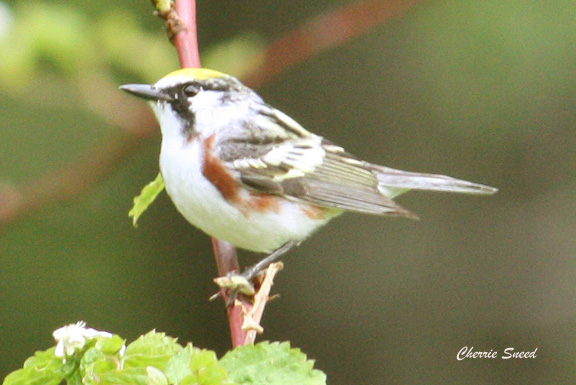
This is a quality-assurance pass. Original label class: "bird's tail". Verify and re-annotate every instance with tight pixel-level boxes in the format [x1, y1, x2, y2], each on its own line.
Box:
[370, 165, 498, 197]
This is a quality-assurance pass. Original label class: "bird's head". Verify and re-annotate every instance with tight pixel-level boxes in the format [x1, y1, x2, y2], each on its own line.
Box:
[120, 68, 252, 138]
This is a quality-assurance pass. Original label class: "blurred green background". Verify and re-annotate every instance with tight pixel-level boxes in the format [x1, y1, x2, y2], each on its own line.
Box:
[1, 0, 575, 383]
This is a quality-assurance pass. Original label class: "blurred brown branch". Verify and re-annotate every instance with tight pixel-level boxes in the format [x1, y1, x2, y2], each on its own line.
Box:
[0, 72, 157, 230]
[244, 0, 424, 88]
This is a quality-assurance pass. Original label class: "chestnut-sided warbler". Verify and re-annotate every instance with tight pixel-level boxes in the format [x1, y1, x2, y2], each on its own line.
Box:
[121, 68, 496, 279]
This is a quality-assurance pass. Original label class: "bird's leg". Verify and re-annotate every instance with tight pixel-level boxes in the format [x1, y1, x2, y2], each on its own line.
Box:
[242, 240, 299, 281]
[212, 240, 299, 305]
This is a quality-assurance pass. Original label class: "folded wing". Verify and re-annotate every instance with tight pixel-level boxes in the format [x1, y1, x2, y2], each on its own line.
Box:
[218, 108, 496, 219]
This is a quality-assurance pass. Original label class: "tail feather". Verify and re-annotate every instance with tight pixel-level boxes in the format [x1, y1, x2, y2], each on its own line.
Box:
[372, 166, 498, 195]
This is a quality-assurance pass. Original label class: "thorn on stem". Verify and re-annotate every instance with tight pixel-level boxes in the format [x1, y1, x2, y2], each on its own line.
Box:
[152, 1, 188, 43]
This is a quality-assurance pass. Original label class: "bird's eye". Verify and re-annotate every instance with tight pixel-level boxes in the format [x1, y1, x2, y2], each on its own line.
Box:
[183, 84, 200, 97]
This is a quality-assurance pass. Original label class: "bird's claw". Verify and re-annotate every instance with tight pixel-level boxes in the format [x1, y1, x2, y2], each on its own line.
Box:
[211, 272, 256, 306]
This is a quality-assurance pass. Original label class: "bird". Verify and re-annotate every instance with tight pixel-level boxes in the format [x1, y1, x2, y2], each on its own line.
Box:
[120, 68, 497, 281]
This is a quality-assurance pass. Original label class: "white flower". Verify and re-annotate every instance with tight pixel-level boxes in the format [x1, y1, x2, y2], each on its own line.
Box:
[53, 321, 113, 358]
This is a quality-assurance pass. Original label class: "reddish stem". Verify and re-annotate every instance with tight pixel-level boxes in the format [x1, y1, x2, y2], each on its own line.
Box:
[211, 238, 249, 347]
[173, 0, 201, 68]
[173, 0, 249, 347]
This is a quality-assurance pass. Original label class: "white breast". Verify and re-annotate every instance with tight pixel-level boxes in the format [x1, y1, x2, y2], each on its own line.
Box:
[159, 135, 333, 253]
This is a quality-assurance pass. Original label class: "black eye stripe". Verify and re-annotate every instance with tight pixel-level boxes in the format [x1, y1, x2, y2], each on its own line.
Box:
[168, 90, 195, 136]
[159, 76, 249, 137]
[161, 82, 208, 136]
[161, 76, 245, 100]
[161, 83, 199, 99]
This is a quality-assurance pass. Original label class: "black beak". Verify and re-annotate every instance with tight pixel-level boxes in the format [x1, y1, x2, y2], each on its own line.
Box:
[119, 84, 173, 102]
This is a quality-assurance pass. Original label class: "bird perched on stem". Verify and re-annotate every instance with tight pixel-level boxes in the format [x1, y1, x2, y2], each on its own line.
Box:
[121, 68, 497, 282]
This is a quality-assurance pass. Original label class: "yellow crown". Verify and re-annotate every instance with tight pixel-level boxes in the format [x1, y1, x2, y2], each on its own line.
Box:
[164, 68, 228, 81]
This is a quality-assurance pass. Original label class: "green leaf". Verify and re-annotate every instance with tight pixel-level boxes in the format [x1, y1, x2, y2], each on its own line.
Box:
[4, 326, 325, 385]
[96, 335, 126, 355]
[164, 345, 195, 384]
[166, 344, 232, 385]
[220, 342, 326, 385]
[147, 366, 169, 385]
[80, 347, 117, 385]
[124, 330, 183, 370]
[77, 335, 129, 385]
[81, 347, 147, 385]
[2, 348, 65, 385]
[81, 331, 182, 385]
[86, 367, 148, 385]
[129, 173, 165, 227]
